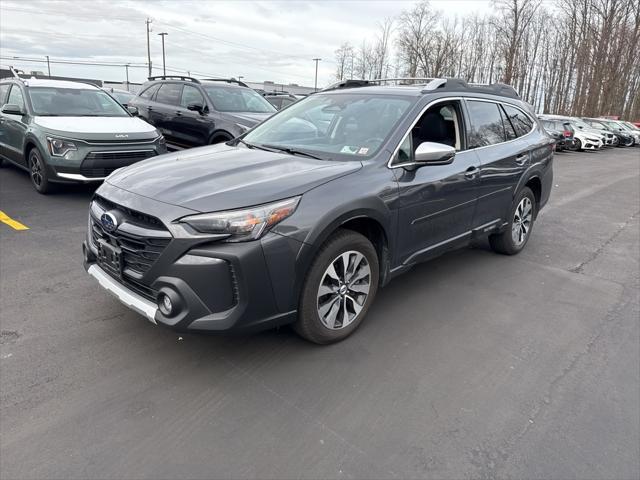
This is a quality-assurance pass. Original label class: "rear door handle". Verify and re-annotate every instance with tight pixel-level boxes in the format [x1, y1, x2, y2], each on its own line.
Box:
[515, 153, 528, 165]
[464, 166, 479, 179]
[175, 111, 182, 116]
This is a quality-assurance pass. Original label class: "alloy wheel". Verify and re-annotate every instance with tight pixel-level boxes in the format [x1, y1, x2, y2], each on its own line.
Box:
[30, 153, 43, 187]
[317, 250, 371, 330]
[512, 197, 533, 246]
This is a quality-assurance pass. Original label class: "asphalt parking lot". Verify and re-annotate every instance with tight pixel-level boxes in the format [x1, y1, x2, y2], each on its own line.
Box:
[1, 148, 639, 480]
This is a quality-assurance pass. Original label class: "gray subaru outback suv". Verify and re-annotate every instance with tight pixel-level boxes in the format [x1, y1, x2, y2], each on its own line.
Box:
[0, 76, 166, 193]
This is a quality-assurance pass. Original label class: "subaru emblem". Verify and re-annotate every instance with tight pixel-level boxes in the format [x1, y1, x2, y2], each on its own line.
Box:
[101, 212, 118, 232]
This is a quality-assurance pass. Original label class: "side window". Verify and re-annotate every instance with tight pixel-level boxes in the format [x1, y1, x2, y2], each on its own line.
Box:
[500, 106, 518, 141]
[140, 84, 160, 100]
[267, 97, 282, 109]
[466, 100, 505, 147]
[155, 83, 182, 105]
[0, 84, 10, 105]
[7, 85, 25, 110]
[281, 98, 295, 108]
[502, 104, 533, 137]
[411, 102, 462, 152]
[180, 85, 205, 108]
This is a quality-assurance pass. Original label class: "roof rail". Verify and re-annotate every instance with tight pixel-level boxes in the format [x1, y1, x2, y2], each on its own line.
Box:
[4, 66, 25, 83]
[322, 77, 447, 92]
[199, 78, 249, 88]
[148, 75, 201, 83]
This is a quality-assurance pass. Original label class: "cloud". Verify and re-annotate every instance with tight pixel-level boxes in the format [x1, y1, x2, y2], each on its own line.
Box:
[0, 0, 490, 86]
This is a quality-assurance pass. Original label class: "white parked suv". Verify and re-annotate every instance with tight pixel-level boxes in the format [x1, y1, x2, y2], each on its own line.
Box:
[538, 115, 605, 151]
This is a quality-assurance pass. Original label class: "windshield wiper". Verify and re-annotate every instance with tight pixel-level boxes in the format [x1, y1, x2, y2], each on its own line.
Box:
[235, 138, 274, 152]
[260, 144, 323, 160]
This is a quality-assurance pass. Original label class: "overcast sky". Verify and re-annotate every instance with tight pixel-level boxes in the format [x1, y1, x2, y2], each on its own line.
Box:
[0, 0, 492, 88]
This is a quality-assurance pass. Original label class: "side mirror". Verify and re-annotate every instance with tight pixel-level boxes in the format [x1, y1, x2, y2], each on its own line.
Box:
[1, 104, 24, 115]
[127, 105, 139, 116]
[414, 142, 456, 165]
[187, 103, 205, 114]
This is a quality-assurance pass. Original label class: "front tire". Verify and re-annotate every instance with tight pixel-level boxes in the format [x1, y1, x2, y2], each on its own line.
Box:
[572, 138, 582, 151]
[489, 187, 536, 255]
[28, 147, 54, 194]
[295, 229, 379, 344]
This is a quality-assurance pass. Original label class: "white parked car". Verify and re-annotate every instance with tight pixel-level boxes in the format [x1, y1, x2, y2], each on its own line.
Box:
[539, 114, 610, 148]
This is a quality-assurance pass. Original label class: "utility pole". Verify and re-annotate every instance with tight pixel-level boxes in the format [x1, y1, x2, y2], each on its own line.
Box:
[125, 64, 130, 91]
[312, 58, 321, 91]
[158, 32, 168, 77]
[45, 55, 51, 77]
[145, 18, 153, 78]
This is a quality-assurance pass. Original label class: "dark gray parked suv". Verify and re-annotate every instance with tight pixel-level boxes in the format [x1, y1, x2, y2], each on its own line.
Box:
[84, 78, 553, 344]
[129, 76, 276, 149]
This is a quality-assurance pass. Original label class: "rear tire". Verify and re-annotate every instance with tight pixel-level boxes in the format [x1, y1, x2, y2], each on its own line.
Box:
[572, 138, 582, 151]
[489, 187, 536, 255]
[294, 229, 379, 344]
[209, 133, 232, 145]
[28, 147, 54, 194]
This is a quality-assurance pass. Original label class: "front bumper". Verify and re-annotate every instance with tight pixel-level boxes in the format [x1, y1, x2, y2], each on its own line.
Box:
[83, 192, 303, 333]
[46, 139, 167, 182]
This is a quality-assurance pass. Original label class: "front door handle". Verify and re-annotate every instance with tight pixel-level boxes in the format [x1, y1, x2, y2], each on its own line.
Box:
[464, 166, 479, 179]
[515, 153, 528, 165]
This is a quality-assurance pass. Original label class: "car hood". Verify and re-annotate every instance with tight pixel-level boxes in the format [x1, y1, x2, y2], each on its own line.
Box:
[222, 112, 273, 127]
[33, 116, 158, 141]
[106, 144, 362, 212]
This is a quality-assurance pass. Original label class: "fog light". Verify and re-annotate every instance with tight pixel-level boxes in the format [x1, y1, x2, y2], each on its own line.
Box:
[159, 294, 173, 316]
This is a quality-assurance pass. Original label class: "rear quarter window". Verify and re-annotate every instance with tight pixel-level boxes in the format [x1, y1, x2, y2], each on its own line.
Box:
[502, 104, 534, 137]
[139, 84, 160, 100]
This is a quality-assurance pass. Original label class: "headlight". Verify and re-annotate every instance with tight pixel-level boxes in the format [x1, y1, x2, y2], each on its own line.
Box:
[46, 137, 77, 157]
[158, 135, 166, 145]
[179, 196, 300, 242]
[235, 123, 252, 134]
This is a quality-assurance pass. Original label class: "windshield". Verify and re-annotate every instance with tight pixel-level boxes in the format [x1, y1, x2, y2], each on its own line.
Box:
[243, 93, 414, 160]
[202, 85, 275, 113]
[28, 87, 128, 117]
[111, 91, 135, 105]
[572, 118, 592, 129]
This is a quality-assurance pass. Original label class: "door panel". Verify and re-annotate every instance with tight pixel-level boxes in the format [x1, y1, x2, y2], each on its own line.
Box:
[150, 83, 183, 145]
[170, 84, 210, 147]
[3, 85, 28, 164]
[464, 100, 529, 227]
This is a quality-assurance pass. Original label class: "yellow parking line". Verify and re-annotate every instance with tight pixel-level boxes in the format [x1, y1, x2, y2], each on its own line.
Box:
[0, 211, 29, 231]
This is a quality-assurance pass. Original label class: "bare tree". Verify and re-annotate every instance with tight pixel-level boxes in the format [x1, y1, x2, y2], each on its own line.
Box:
[334, 42, 354, 81]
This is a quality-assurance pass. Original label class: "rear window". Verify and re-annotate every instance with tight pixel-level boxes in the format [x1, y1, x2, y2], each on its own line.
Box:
[466, 100, 506, 147]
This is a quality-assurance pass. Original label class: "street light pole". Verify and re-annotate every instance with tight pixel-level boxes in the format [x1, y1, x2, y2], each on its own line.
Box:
[158, 32, 168, 77]
[145, 18, 153, 77]
[312, 58, 321, 91]
[46, 55, 51, 77]
[125, 64, 130, 91]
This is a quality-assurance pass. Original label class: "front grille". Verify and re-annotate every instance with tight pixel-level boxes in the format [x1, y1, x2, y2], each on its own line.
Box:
[90, 198, 171, 301]
[95, 195, 164, 229]
[92, 220, 170, 277]
[80, 150, 156, 178]
[86, 150, 155, 161]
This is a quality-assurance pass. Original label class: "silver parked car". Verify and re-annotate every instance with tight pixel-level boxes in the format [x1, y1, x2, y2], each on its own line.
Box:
[0, 75, 166, 193]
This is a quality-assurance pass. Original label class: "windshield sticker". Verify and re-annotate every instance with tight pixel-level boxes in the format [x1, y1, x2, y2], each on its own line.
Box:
[357, 147, 369, 155]
[340, 146, 359, 154]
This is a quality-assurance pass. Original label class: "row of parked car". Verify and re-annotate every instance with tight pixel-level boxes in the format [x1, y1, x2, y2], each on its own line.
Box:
[0, 70, 638, 194]
[539, 113, 640, 152]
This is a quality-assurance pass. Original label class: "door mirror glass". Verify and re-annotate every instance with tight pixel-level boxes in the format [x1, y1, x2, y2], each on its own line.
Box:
[187, 103, 205, 114]
[1, 104, 24, 115]
[127, 105, 139, 116]
[414, 142, 455, 165]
